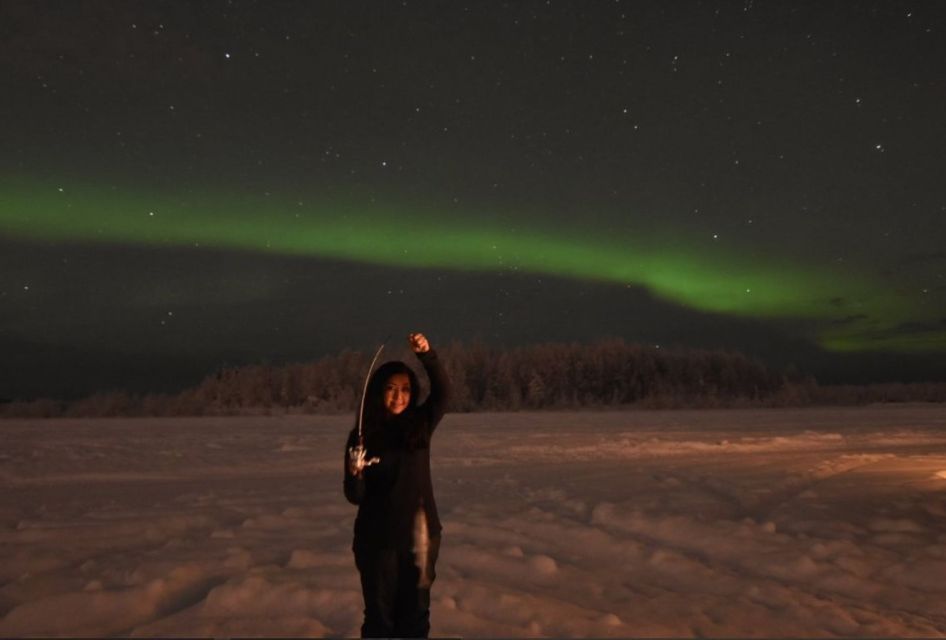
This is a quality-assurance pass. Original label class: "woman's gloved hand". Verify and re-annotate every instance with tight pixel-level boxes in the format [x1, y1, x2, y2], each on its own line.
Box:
[348, 444, 380, 476]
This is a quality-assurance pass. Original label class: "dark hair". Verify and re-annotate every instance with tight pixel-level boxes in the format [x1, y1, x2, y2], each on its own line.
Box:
[359, 361, 428, 449]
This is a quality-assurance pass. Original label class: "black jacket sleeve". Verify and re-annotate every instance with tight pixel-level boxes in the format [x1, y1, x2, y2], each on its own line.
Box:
[343, 428, 365, 505]
[417, 348, 450, 432]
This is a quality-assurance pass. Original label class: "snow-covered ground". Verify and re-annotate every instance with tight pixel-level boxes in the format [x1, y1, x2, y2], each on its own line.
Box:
[2, 406, 946, 637]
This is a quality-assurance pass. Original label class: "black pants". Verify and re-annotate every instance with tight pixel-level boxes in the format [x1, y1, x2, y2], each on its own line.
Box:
[354, 536, 441, 638]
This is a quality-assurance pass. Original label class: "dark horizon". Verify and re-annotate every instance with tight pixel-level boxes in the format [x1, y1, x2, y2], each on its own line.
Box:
[7, 334, 946, 414]
[5, 309, 946, 404]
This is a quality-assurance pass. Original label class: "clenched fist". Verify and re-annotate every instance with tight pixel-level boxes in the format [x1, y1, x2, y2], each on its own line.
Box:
[408, 332, 430, 353]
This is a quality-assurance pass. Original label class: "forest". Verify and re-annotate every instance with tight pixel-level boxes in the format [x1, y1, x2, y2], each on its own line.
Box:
[4, 339, 946, 418]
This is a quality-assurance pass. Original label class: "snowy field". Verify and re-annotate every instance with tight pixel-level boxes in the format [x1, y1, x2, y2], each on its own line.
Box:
[2, 406, 946, 637]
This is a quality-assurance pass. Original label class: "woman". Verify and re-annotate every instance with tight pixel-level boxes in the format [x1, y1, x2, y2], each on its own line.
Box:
[344, 332, 450, 638]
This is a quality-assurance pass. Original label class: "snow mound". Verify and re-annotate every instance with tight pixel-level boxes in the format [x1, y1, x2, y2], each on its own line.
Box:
[0, 564, 209, 636]
[528, 554, 558, 575]
[286, 549, 321, 569]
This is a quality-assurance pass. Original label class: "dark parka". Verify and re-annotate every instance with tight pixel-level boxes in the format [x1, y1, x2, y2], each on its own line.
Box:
[344, 349, 450, 551]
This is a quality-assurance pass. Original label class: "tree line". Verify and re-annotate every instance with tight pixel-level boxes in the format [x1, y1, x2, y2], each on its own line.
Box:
[3, 339, 945, 418]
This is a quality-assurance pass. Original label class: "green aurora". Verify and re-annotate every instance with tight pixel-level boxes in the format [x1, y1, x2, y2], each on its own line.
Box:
[1, 179, 942, 353]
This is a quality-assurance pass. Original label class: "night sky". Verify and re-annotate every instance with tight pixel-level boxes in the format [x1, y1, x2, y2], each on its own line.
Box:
[2, 0, 945, 401]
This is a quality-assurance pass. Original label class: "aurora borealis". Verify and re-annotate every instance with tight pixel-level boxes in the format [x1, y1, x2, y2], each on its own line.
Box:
[0, 178, 934, 345]
[2, 1, 945, 399]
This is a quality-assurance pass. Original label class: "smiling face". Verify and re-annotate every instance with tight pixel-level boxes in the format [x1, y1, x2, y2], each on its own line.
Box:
[382, 372, 412, 416]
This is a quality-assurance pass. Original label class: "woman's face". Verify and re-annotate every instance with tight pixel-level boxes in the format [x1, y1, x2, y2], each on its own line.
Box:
[383, 372, 411, 415]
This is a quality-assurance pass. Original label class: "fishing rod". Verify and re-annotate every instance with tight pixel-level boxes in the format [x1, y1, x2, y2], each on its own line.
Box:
[357, 340, 387, 447]
[349, 339, 387, 473]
